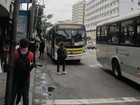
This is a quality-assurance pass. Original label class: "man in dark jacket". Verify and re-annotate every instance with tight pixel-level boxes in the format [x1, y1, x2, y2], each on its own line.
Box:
[28, 38, 36, 66]
[39, 40, 45, 60]
[57, 43, 67, 75]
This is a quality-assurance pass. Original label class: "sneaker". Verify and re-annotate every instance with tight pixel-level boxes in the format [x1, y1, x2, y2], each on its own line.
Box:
[62, 71, 67, 74]
[57, 72, 61, 75]
[16, 102, 21, 105]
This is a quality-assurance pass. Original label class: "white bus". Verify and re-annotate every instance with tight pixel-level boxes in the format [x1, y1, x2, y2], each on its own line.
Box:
[46, 24, 87, 62]
[96, 10, 140, 84]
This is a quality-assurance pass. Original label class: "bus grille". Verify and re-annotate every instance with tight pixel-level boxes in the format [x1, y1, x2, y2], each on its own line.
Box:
[66, 47, 85, 54]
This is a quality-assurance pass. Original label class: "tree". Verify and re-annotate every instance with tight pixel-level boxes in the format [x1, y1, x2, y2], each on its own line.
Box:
[36, 6, 44, 39]
[47, 14, 53, 19]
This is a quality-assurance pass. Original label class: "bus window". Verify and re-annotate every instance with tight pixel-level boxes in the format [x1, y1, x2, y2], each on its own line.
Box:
[55, 30, 71, 46]
[100, 25, 108, 43]
[136, 19, 140, 46]
[55, 30, 86, 46]
[108, 23, 119, 44]
[72, 30, 86, 46]
[96, 27, 100, 43]
[120, 20, 135, 45]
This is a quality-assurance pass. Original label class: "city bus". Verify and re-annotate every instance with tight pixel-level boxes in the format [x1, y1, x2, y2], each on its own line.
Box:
[96, 10, 140, 84]
[46, 24, 87, 62]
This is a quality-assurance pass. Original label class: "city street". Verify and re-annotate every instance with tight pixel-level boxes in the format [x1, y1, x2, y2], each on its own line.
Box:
[1, 1, 140, 105]
[33, 49, 140, 105]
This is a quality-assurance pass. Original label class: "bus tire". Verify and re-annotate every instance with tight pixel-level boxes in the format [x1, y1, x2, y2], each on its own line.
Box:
[112, 60, 122, 80]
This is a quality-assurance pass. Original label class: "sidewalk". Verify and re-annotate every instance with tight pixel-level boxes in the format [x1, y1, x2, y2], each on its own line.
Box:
[0, 66, 36, 105]
[0, 71, 6, 105]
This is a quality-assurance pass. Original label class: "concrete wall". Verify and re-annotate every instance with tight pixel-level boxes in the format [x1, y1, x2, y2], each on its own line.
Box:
[0, 0, 12, 12]
[119, 0, 139, 15]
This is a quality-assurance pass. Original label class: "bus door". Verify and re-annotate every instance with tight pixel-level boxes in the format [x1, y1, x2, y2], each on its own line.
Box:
[108, 23, 119, 67]
[102, 25, 110, 67]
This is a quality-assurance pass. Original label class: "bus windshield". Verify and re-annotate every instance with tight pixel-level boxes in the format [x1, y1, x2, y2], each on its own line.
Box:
[56, 29, 86, 47]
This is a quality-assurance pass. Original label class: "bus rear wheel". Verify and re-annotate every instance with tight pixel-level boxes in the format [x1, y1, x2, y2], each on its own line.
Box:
[112, 60, 122, 80]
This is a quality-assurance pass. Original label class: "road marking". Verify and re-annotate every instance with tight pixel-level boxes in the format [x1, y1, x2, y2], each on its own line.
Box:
[46, 97, 140, 105]
[89, 64, 102, 68]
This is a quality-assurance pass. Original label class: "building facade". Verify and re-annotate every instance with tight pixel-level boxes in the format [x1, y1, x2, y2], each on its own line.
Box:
[72, 0, 86, 24]
[0, 0, 14, 47]
[0, 0, 32, 68]
[85, 0, 140, 40]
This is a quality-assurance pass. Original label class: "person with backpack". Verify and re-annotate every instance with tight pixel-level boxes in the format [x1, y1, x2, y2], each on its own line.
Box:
[28, 38, 36, 67]
[57, 43, 67, 75]
[11, 38, 34, 105]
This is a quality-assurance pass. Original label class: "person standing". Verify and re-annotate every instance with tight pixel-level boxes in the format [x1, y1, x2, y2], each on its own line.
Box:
[39, 40, 45, 60]
[57, 43, 67, 75]
[11, 38, 34, 105]
[28, 38, 36, 66]
[2, 40, 9, 64]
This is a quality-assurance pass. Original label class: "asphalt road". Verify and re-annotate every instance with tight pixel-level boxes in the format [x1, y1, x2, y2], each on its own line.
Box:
[33, 49, 140, 105]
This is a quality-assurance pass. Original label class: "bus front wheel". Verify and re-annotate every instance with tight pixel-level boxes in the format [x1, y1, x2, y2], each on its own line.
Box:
[112, 60, 122, 80]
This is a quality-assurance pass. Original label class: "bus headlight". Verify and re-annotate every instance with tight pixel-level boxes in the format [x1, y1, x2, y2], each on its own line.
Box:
[96, 48, 100, 52]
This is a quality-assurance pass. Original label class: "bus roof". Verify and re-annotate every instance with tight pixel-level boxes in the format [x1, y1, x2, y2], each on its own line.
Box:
[97, 10, 140, 27]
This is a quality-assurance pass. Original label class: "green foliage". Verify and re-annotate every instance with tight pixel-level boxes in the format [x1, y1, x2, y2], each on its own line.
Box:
[36, 7, 44, 39]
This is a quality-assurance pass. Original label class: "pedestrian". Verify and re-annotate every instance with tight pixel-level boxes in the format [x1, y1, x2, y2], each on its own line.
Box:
[2, 40, 9, 64]
[39, 39, 45, 60]
[57, 43, 67, 75]
[28, 38, 36, 67]
[11, 38, 34, 105]
[16, 90, 22, 105]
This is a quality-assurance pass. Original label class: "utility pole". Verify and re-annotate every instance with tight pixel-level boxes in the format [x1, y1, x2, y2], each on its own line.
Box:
[4, 0, 20, 105]
[29, 0, 36, 38]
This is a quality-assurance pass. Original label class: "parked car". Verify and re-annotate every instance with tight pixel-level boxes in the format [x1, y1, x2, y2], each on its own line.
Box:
[87, 41, 95, 49]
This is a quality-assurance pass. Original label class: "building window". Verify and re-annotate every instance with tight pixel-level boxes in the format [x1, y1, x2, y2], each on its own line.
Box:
[120, 20, 135, 45]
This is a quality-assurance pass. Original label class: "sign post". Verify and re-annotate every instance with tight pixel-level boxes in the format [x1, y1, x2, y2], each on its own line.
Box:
[4, 0, 20, 105]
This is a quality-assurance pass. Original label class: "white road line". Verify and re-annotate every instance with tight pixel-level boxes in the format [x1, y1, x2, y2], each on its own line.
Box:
[89, 64, 102, 67]
[46, 97, 140, 105]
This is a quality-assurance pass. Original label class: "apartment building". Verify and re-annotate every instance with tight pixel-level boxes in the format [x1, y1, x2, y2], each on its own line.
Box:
[72, 0, 86, 24]
[85, 0, 140, 39]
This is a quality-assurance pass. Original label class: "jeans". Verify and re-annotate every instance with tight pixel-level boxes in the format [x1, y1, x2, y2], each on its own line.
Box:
[39, 52, 44, 59]
[57, 58, 65, 72]
[16, 89, 22, 104]
[11, 79, 30, 105]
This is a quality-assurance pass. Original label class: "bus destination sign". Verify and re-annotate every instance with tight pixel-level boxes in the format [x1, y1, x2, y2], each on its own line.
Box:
[58, 25, 82, 29]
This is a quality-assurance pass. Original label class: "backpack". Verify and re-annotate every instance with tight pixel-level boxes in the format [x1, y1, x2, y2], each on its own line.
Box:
[57, 47, 67, 59]
[14, 50, 30, 80]
[62, 48, 67, 59]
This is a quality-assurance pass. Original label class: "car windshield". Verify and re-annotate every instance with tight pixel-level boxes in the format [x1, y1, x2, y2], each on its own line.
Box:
[88, 42, 93, 44]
